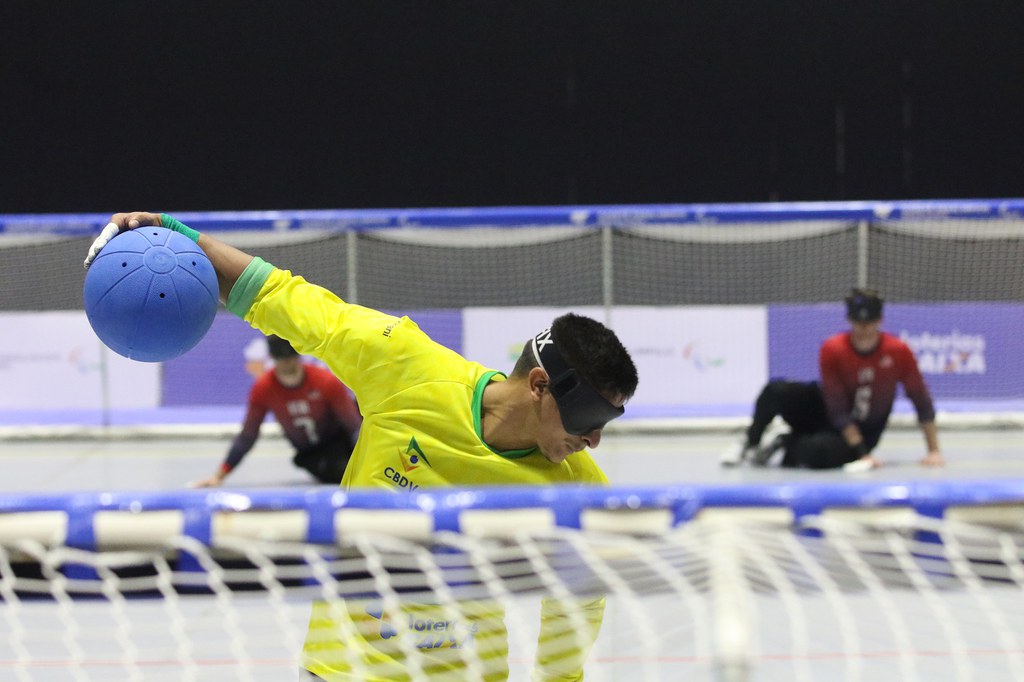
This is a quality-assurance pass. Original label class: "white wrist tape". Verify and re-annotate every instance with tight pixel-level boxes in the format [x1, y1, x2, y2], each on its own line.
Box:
[83, 222, 122, 269]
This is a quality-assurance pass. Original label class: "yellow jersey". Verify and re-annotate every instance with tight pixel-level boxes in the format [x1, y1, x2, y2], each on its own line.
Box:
[226, 261, 607, 680]
[233, 263, 608, 490]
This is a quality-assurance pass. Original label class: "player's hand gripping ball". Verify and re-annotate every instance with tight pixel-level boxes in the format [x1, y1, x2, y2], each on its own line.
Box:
[84, 227, 218, 362]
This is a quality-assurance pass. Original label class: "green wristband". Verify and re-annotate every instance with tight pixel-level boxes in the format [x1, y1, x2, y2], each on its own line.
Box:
[160, 213, 201, 243]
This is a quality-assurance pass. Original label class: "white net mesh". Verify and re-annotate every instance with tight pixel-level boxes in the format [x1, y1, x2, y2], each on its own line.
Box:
[3, 487, 1024, 681]
[10, 209, 1024, 312]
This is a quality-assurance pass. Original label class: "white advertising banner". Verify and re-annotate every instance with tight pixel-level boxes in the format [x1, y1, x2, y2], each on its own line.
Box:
[463, 306, 768, 415]
[0, 312, 159, 409]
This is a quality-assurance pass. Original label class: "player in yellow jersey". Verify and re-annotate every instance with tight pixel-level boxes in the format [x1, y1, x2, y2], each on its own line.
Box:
[86, 212, 639, 682]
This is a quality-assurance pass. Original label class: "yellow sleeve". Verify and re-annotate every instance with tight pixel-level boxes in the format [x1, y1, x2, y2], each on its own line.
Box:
[532, 454, 607, 680]
[564, 450, 610, 486]
[241, 268, 463, 413]
[532, 596, 605, 681]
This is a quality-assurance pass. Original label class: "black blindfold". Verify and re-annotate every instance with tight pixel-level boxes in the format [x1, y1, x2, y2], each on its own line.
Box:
[531, 328, 624, 436]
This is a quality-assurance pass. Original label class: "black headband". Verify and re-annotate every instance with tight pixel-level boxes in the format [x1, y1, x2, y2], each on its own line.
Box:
[531, 328, 624, 436]
[845, 292, 883, 322]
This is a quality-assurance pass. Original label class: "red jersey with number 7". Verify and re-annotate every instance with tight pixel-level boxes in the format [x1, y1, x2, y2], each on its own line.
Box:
[224, 364, 361, 472]
[818, 331, 936, 451]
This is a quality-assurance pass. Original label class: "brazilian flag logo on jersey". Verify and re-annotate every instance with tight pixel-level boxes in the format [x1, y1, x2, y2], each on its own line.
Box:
[400, 437, 432, 473]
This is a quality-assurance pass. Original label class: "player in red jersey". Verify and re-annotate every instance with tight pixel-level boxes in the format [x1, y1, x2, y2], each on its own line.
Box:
[722, 289, 943, 471]
[191, 336, 362, 486]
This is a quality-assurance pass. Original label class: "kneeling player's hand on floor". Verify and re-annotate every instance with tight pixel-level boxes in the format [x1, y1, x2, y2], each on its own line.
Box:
[189, 475, 226, 488]
[843, 455, 880, 474]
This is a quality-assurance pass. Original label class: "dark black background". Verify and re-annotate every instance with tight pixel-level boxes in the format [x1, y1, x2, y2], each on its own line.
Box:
[3, 1, 1024, 212]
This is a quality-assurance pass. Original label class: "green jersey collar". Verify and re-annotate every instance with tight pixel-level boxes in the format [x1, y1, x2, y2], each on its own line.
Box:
[473, 371, 537, 460]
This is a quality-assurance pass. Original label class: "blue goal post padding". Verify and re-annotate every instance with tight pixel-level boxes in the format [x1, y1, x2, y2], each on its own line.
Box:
[2, 479, 1022, 550]
[5, 198, 1024, 236]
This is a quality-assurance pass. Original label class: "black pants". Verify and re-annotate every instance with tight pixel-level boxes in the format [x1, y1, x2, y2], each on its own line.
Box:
[746, 380, 858, 470]
[292, 429, 354, 484]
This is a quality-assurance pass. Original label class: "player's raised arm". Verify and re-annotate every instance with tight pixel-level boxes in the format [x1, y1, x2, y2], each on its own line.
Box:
[85, 211, 254, 303]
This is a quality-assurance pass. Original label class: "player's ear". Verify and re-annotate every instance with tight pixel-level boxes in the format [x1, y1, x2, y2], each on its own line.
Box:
[528, 367, 548, 398]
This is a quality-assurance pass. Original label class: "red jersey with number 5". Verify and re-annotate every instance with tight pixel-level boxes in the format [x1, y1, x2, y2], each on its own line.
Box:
[819, 331, 935, 450]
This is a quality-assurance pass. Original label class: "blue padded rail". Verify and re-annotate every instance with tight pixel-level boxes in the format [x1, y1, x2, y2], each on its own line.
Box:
[1, 479, 1023, 550]
[5, 198, 1024, 236]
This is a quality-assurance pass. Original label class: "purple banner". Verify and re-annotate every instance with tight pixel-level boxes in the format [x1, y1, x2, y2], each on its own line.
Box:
[163, 309, 463, 407]
[768, 303, 1024, 401]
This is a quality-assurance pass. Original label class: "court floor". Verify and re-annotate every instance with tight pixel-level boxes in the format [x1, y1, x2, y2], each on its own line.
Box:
[1, 428, 1023, 681]
[1, 427, 1021, 493]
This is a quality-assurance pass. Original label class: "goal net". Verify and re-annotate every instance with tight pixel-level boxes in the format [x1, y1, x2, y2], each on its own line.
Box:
[2, 480, 1024, 681]
[3, 199, 1024, 435]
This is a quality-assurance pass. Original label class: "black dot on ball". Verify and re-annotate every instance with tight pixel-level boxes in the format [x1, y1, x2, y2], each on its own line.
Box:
[159, 293, 166, 298]
[122, 262, 127, 267]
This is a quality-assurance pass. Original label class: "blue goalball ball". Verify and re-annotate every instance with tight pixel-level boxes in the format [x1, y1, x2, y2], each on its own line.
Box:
[84, 227, 219, 362]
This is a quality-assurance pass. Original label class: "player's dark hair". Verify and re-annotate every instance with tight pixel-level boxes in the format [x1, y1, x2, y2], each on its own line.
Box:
[511, 313, 638, 399]
[845, 288, 884, 322]
[267, 335, 299, 359]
